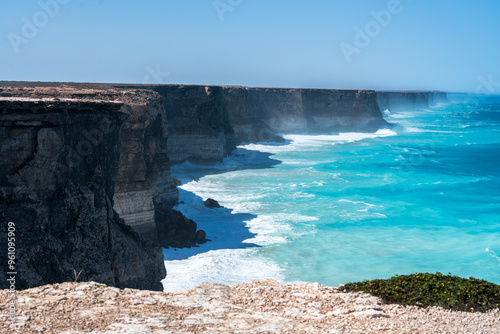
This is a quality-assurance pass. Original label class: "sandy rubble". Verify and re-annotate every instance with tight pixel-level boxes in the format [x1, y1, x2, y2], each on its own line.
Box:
[1, 280, 499, 334]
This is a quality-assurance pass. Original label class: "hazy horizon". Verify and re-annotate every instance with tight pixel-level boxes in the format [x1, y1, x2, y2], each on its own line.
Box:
[2, 0, 500, 94]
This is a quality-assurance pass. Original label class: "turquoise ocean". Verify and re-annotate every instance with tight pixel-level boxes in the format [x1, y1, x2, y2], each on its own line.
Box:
[162, 94, 500, 292]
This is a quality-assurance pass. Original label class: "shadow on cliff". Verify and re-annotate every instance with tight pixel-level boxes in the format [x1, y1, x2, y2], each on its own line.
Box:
[164, 148, 283, 261]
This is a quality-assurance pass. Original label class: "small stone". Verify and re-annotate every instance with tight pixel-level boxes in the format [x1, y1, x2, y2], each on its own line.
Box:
[352, 309, 389, 318]
[143, 298, 157, 305]
[195, 230, 207, 244]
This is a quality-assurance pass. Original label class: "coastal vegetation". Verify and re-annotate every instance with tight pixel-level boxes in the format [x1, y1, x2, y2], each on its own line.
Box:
[343, 272, 500, 312]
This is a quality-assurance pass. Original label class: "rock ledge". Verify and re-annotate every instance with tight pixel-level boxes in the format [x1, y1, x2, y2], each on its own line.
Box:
[1, 280, 498, 334]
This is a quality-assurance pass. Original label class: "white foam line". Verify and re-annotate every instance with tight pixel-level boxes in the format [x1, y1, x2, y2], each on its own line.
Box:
[486, 248, 500, 266]
[338, 199, 377, 207]
[240, 129, 397, 154]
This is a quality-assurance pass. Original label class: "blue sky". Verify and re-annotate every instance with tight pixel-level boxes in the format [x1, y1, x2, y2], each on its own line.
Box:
[1, 0, 499, 92]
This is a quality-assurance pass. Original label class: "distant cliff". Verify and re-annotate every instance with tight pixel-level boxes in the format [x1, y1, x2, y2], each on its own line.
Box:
[377, 91, 448, 112]
[138, 85, 389, 164]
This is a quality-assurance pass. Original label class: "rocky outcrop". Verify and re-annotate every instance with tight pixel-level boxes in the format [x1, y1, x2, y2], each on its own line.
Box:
[204, 198, 222, 209]
[155, 208, 208, 248]
[377, 91, 448, 112]
[0, 97, 165, 291]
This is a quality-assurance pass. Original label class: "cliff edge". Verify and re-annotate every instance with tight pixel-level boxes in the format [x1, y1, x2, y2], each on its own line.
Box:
[0, 96, 165, 291]
[1, 280, 498, 333]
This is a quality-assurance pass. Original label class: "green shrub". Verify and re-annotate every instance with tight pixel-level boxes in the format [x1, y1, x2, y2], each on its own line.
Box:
[342, 272, 500, 313]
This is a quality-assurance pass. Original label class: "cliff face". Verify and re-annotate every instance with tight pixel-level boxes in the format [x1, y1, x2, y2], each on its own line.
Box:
[150, 85, 235, 165]
[112, 94, 178, 240]
[0, 84, 206, 248]
[377, 91, 448, 112]
[112, 91, 206, 247]
[0, 97, 165, 290]
[139, 85, 389, 165]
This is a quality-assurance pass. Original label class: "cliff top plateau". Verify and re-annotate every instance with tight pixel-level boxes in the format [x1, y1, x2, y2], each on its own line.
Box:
[1, 280, 499, 334]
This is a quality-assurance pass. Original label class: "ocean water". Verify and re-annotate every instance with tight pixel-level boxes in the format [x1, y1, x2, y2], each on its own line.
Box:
[161, 95, 500, 292]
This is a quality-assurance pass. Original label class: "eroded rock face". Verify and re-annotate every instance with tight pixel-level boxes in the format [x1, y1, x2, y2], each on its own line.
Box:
[112, 94, 179, 241]
[377, 91, 448, 112]
[0, 98, 165, 291]
[150, 85, 235, 165]
[145, 85, 390, 165]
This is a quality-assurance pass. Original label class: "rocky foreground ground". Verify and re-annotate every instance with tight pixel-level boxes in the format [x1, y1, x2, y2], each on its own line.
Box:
[1, 280, 499, 333]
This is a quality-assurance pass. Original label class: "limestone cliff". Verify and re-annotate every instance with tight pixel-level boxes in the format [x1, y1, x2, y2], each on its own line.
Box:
[150, 85, 235, 165]
[111, 93, 178, 241]
[225, 87, 387, 139]
[377, 91, 448, 112]
[0, 97, 165, 290]
[0, 84, 207, 251]
[135, 85, 389, 165]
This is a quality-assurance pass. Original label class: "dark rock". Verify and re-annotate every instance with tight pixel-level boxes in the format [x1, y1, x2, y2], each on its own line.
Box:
[174, 178, 182, 186]
[155, 207, 205, 248]
[204, 198, 222, 209]
[0, 99, 166, 291]
[196, 230, 207, 244]
[273, 135, 286, 143]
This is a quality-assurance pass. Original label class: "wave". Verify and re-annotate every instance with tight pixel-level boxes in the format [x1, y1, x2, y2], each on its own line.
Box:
[241, 129, 397, 154]
[486, 248, 500, 266]
[338, 199, 377, 207]
[162, 248, 284, 292]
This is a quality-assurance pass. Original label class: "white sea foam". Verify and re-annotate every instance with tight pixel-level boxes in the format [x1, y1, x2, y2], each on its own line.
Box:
[241, 129, 397, 153]
[164, 162, 320, 292]
[485, 248, 500, 266]
[243, 213, 316, 246]
[162, 248, 284, 292]
[338, 199, 377, 207]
